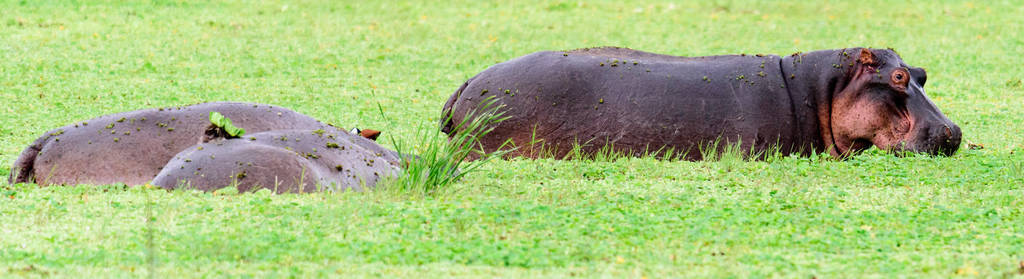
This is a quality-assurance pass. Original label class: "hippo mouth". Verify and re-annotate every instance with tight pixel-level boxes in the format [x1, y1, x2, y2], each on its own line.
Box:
[846, 138, 874, 155]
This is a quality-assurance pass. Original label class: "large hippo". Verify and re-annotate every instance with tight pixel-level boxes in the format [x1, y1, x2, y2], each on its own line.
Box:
[152, 127, 402, 193]
[441, 47, 962, 159]
[8, 102, 349, 186]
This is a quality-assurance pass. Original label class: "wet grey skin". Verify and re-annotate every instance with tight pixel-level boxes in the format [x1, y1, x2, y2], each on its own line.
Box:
[152, 128, 402, 193]
[7, 102, 363, 186]
[441, 47, 961, 160]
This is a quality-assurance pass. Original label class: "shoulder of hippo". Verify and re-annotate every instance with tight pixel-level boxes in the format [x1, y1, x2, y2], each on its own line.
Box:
[779, 50, 850, 153]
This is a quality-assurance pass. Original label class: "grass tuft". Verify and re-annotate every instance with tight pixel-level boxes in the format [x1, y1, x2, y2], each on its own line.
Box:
[377, 97, 511, 195]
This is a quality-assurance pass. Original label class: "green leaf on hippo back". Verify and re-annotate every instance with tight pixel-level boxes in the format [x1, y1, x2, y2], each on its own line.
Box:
[209, 111, 246, 137]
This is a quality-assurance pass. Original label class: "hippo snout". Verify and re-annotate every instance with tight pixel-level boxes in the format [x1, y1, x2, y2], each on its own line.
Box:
[913, 121, 962, 156]
[935, 123, 962, 156]
[902, 120, 961, 157]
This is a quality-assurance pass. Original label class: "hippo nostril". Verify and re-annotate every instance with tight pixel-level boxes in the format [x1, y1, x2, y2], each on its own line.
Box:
[943, 125, 952, 138]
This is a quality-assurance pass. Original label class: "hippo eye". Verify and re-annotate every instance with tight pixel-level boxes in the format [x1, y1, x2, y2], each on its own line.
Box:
[890, 69, 910, 88]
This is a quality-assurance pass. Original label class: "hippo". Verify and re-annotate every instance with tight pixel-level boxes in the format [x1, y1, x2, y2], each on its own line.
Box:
[151, 127, 402, 193]
[7, 102, 357, 186]
[441, 47, 962, 160]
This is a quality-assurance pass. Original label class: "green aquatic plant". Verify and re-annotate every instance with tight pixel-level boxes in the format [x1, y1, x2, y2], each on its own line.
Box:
[208, 111, 245, 138]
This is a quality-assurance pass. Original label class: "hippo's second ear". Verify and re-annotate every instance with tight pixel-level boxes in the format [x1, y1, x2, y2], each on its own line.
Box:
[359, 129, 381, 141]
[909, 67, 926, 86]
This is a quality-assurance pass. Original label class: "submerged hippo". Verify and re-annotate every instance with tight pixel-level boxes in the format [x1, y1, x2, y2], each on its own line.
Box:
[441, 47, 962, 159]
[8, 102, 349, 186]
[152, 127, 402, 193]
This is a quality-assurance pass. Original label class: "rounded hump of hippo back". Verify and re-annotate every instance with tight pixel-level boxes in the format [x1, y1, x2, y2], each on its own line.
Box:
[200, 102, 328, 131]
[152, 128, 401, 193]
[153, 143, 326, 193]
[10, 102, 331, 186]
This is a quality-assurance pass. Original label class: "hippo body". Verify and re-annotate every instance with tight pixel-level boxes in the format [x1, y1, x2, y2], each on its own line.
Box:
[441, 47, 961, 159]
[152, 128, 402, 193]
[8, 102, 336, 186]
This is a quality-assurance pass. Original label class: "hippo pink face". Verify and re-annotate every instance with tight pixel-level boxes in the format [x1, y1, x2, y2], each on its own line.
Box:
[830, 49, 961, 157]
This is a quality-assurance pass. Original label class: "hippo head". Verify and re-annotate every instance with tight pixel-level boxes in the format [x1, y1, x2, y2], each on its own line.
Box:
[830, 48, 961, 157]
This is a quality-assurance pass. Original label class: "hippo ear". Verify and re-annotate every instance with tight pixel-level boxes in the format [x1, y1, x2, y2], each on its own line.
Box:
[858, 49, 878, 66]
[359, 129, 381, 141]
[909, 67, 926, 86]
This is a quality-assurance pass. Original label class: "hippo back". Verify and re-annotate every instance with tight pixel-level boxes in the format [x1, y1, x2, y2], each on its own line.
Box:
[8, 102, 332, 186]
[152, 129, 402, 193]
